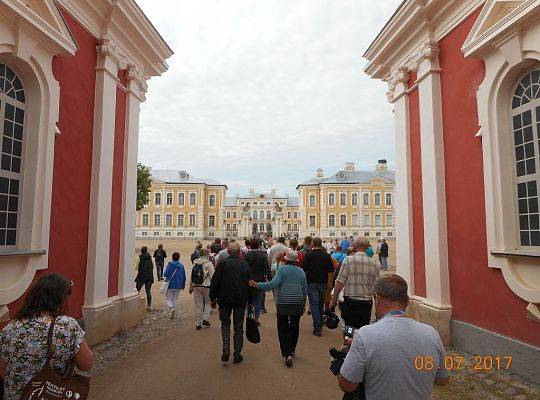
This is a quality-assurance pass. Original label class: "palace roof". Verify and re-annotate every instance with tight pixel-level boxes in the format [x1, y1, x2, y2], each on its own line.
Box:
[151, 170, 226, 187]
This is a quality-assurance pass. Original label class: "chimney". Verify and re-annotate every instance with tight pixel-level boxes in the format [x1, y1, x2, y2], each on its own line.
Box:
[271, 189, 277, 195]
[376, 159, 388, 171]
[344, 162, 355, 171]
[249, 188, 255, 195]
[316, 168, 324, 179]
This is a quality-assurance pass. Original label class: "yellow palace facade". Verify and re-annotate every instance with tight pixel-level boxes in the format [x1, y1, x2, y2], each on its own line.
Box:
[136, 160, 395, 240]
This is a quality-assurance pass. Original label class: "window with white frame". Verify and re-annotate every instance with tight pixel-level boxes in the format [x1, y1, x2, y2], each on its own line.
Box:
[387, 231, 393, 237]
[189, 192, 196, 206]
[364, 231, 370, 237]
[352, 193, 358, 206]
[189, 232, 194, 237]
[288, 211, 291, 218]
[209, 194, 216, 207]
[177, 231, 183, 236]
[328, 193, 335, 206]
[309, 194, 315, 207]
[260, 211, 264, 219]
[166, 231, 171, 237]
[189, 214, 196, 227]
[233, 224, 236, 230]
[363, 193, 369, 206]
[340, 214, 347, 227]
[293, 224, 298, 231]
[141, 231, 148, 237]
[328, 214, 335, 226]
[309, 215, 316, 227]
[260, 223, 264, 231]
[154, 214, 161, 226]
[266, 211, 271, 219]
[376, 231, 381, 237]
[178, 192, 185, 206]
[166, 192, 173, 205]
[512, 69, 540, 246]
[227, 223, 231, 231]
[253, 211, 257, 219]
[177, 214, 184, 227]
[154, 192, 161, 205]
[0, 65, 24, 247]
[330, 232, 335, 237]
[385, 193, 393, 207]
[374, 193, 381, 207]
[153, 231, 159, 236]
[165, 213, 172, 227]
[340, 193, 346, 206]
[142, 214, 149, 226]
[375, 214, 381, 227]
[226, 211, 231, 218]
[233, 212, 237, 218]
[293, 212, 298, 219]
[386, 213, 393, 226]
[352, 214, 359, 226]
[209, 215, 215, 227]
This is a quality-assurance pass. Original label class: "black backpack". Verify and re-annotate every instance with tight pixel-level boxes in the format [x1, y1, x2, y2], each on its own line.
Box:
[191, 263, 205, 285]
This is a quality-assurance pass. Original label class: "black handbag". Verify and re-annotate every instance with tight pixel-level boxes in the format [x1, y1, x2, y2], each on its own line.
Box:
[245, 308, 261, 344]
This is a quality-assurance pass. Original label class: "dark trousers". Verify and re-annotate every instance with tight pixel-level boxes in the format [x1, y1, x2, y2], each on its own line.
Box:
[219, 305, 246, 356]
[308, 283, 327, 331]
[156, 260, 164, 280]
[277, 315, 301, 357]
[136, 281, 152, 307]
[341, 297, 372, 329]
[253, 291, 266, 319]
[261, 291, 266, 310]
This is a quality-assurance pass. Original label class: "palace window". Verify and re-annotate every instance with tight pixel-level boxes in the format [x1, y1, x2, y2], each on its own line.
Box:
[340, 193, 346, 206]
[375, 214, 381, 227]
[142, 214, 149, 226]
[189, 232, 194, 237]
[177, 231, 183, 236]
[145, 193, 149, 205]
[209, 194, 216, 207]
[352, 214, 359, 226]
[226, 211, 231, 218]
[189, 192, 196, 206]
[363, 214, 370, 226]
[165, 213, 172, 227]
[233, 224, 236, 230]
[293, 212, 298, 219]
[328, 214, 335, 227]
[309, 194, 315, 207]
[154, 214, 161, 227]
[141, 231, 148, 237]
[165, 231, 171, 237]
[260, 211, 264, 219]
[227, 223, 231, 231]
[352, 193, 358, 206]
[293, 224, 298, 231]
[266, 211, 271, 219]
[233, 212, 237, 218]
[385, 193, 393, 207]
[166, 192, 173, 205]
[386, 213, 393, 227]
[267, 202, 271, 205]
[363, 193, 369, 206]
[374, 193, 381, 207]
[189, 214, 196, 227]
[364, 231, 370, 237]
[154, 231, 159, 236]
[328, 193, 335, 206]
[209, 215, 215, 227]
[340, 214, 347, 227]
[178, 192, 185, 206]
[387, 231, 393, 237]
[309, 215, 316, 227]
[253, 211, 257, 219]
[177, 214, 184, 227]
[154, 192, 161, 205]
[512, 70, 540, 246]
[288, 211, 291, 218]
[260, 223, 265, 231]
[288, 223, 291, 230]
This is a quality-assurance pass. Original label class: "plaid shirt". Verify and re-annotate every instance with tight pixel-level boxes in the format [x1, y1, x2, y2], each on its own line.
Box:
[336, 252, 380, 300]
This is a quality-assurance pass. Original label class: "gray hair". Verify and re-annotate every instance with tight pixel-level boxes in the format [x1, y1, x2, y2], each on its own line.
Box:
[353, 237, 370, 251]
[374, 275, 408, 303]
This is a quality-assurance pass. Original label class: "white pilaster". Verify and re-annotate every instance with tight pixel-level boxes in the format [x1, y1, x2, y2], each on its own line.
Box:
[84, 40, 119, 308]
[417, 41, 451, 306]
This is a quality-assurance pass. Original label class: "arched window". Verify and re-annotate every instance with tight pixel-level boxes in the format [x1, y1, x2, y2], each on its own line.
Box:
[266, 211, 271, 219]
[166, 192, 173, 205]
[511, 69, 540, 246]
[260, 211, 264, 219]
[363, 193, 369, 206]
[189, 192, 196, 206]
[0, 64, 26, 247]
[178, 192, 185, 206]
[385, 193, 392, 207]
[233, 212, 237, 219]
[260, 223, 264, 231]
[328, 193, 335, 206]
[209, 194, 216, 207]
[154, 192, 161, 205]
[226, 211, 231, 218]
[253, 211, 257, 219]
[267, 223, 272, 232]
[352, 193, 358, 206]
[309, 194, 315, 207]
[374, 193, 381, 207]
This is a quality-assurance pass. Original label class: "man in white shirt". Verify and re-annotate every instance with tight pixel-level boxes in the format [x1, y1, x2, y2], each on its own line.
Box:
[268, 236, 289, 267]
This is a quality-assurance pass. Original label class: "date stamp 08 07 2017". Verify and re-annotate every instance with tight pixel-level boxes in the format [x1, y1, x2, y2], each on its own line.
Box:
[413, 355, 513, 372]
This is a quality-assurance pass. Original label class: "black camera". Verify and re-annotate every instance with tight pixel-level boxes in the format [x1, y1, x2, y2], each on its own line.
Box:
[343, 325, 357, 338]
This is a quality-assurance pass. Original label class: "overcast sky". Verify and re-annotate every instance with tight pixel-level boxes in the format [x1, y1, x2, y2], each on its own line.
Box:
[136, 0, 401, 196]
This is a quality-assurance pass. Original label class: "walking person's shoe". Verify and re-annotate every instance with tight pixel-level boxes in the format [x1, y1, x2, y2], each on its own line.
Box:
[285, 356, 293, 367]
[221, 351, 230, 363]
[170, 309, 176, 320]
[261, 309, 267, 314]
[196, 325, 202, 330]
[233, 354, 243, 364]
[202, 320, 211, 327]
[313, 329, 322, 337]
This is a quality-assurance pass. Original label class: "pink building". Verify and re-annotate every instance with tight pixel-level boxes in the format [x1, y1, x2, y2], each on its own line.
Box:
[365, 0, 540, 382]
[0, 0, 172, 345]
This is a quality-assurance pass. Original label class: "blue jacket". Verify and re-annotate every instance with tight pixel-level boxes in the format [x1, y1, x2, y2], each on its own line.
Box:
[163, 260, 186, 290]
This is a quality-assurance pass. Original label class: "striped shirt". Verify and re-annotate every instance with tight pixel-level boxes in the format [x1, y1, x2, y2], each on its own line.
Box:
[336, 252, 380, 300]
[258, 264, 307, 306]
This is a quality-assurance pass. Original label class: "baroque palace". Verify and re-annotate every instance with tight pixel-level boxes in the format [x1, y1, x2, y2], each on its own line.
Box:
[136, 160, 395, 240]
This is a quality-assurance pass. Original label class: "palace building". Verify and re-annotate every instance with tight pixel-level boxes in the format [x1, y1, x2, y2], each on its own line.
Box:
[136, 160, 395, 240]
[364, 0, 540, 382]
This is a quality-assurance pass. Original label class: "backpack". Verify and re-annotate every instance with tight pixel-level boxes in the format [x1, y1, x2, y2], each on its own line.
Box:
[191, 263, 205, 285]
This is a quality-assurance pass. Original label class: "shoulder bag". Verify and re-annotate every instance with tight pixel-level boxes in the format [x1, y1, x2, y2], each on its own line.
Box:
[160, 268, 177, 294]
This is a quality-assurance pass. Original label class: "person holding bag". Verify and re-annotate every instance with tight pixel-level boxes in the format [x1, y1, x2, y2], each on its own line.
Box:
[162, 252, 186, 320]
[0, 273, 93, 400]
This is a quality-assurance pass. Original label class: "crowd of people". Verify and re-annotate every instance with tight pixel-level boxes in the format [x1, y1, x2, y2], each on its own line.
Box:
[0, 234, 451, 400]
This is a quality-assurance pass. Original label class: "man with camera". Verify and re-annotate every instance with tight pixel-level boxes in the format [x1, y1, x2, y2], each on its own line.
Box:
[337, 274, 449, 399]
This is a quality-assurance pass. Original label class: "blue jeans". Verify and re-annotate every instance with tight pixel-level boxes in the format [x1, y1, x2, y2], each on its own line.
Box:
[380, 256, 388, 271]
[308, 283, 327, 331]
[253, 290, 266, 319]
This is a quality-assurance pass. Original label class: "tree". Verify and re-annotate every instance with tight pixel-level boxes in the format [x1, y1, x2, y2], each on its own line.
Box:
[136, 163, 152, 211]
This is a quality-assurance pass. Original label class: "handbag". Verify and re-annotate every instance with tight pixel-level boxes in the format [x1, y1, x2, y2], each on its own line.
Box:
[20, 318, 90, 400]
[245, 308, 261, 344]
[160, 268, 177, 294]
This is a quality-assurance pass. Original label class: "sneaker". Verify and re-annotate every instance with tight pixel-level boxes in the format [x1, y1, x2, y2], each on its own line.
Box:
[233, 354, 243, 364]
[202, 320, 211, 327]
[196, 325, 202, 330]
[285, 356, 293, 367]
[170, 309, 176, 320]
[221, 351, 230, 363]
[313, 329, 322, 337]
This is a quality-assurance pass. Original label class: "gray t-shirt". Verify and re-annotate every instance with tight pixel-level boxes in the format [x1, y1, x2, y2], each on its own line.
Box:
[340, 316, 449, 400]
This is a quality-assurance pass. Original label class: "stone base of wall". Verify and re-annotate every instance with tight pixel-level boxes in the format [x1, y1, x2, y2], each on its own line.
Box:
[407, 296, 452, 346]
[83, 294, 146, 346]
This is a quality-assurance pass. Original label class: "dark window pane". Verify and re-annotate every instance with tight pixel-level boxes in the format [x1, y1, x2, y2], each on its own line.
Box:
[515, 83, 525, 97]
[513, 114, 521, 129]
[528, 181, 537, 197]
[530, 214, 540, 230]
[12, 77, 22, 91]
[525, 142, 535, 157]
[522, 73, 532, 88]
[0, 229, 6, 245]
[0, 177, 7, 194]
[12, 140, 21, 157]
[532, 231, 540, 246]
[4, 103, 14, 120]
[16, 91, 25, 103]
[523, 110, 532, 126]
[513, 96, 520, 109]
[3, 120, 13, 137]
[0, 194, 6, 210]
[11, 157, 20, 173]
[0, 212, 5, 227]
[537, 106, 540, 122]
[532, 70, 540, 84]
[529, 198, 539, 213]
[0, 155, 9, 172]
[515, 146, 524, 161]
[9, 179, 18, 195]
[517, 161, 526, 176]
[5, 67, 13, 81]
[14, 108, 24, 124]
[8, 196, 17, 212]
[518, 182, 527, 198]
[6, 229, 16, 245]
[519, 215, 529, 230]
[526, 158, 536, 174]
[525, 86, 534, 102]
[524, 126, 533, 142]
[7, 213, 16, 228]
[520, 231, 530, 246]
[514, 130, 523, 145]
[2, 138, 12, 154]
[519, 198, 529, 214]
[533, 84, 540, 100]
[13, 124, 22, 140]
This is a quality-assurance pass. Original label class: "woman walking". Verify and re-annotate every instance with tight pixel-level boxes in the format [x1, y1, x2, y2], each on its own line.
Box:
[135, 246, 155, 309]
[163, 252, 186, 320]
[190, 248, 215, 330]
[249, 250, 307, 367]
[0, 273, 93, 400]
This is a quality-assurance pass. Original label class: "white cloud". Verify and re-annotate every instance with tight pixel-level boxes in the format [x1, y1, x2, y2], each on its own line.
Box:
[136, 0, 401, 195]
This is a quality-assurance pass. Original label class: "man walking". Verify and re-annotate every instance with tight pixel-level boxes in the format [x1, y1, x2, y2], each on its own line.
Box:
[378, 237, 389, 271]
[244, 237, 271, 323]
[268, 236, 288, 268]
[330, 237, 379, 330]
[302, 237, 334, 336]
[215, 239, 230, 266]
[210, 242, 252, 364]
[153, 244, 167, 281]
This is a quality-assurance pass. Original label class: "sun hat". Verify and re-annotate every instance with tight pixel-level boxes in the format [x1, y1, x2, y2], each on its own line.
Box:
[284, 250, 299, 262]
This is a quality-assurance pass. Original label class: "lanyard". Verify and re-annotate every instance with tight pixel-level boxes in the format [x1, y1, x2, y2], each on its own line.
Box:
[385, 310, 406, 317]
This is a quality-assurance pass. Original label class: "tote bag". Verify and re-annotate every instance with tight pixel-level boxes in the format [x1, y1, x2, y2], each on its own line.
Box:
[20, 319, 90, 400]
[245, 308, 261, 344]
[160, 268, 177, 294]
